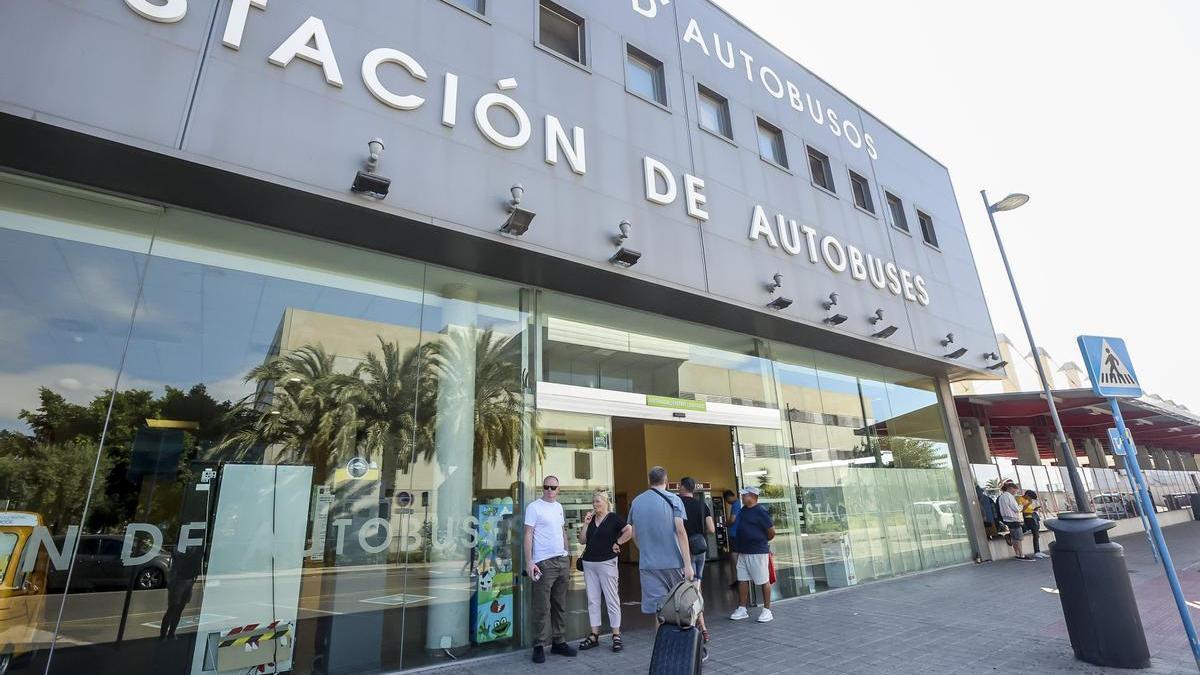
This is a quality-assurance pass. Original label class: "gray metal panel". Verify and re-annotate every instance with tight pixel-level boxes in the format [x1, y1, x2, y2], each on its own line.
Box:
[0, 0, 216, 147]
[0, 0, 1001, 376]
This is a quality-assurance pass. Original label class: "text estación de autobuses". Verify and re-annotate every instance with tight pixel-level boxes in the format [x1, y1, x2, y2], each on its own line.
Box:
[119, 0, 932, 307]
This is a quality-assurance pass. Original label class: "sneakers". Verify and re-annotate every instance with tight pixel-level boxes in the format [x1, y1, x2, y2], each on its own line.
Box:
[756, 608, 774, 623]
[550, 642, 578, 657]
[1034, 552, 1050, 559]
[729, 607, 750, 621]
[1016, 555, 1035, 562]
[532, 646, 545, 664]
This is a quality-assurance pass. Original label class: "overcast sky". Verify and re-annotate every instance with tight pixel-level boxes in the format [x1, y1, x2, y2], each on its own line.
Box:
[713, 0, 1200, 409]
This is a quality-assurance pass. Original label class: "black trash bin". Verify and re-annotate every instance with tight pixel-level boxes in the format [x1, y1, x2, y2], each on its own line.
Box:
[1046, 514, 1150, 669]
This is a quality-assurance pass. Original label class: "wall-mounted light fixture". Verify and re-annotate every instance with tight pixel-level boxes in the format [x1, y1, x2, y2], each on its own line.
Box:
[983, 351, 1007, 370]
[945, 347, 968, 359]
[872, 325, 899, 339]
[608, 219, 642, 267]
[940, 333, 955, 347]
[765, 273, 793, 310]
[766, 273, 784, 294]
[350, 138, 391, 199]
[821, 292, 839, 311]
[824, 313, 848, 325]
[500, 184, 535, 235]
[613, 219, 632, 245]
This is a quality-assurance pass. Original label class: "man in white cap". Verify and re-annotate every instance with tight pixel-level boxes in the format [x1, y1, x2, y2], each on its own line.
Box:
[729, 486, 775, 623]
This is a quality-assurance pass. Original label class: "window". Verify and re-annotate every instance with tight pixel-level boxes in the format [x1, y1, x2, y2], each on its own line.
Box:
[849, 171, 874, 213]
[538, 1, 585, 65]
[886, 192, 908, 232]
[807, 146, 835, 193]
[625, 44, 666, 106]
[756, 118, 788, 169]
[917, 209, 939, 247]
[444, 0, 485, 14]
[697, 85, 732, 139]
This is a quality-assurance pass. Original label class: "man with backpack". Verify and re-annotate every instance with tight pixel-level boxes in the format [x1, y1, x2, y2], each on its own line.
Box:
[630, 466, 702, 670]
[629, 466, 695, 617]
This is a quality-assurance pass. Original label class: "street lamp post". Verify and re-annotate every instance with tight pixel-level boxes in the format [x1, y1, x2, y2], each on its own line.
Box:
[981, 190, 1092, 514]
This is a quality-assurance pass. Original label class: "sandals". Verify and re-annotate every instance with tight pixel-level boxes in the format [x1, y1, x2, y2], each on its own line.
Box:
[612, 634, 623, 652]
[579, 633, 600, 651]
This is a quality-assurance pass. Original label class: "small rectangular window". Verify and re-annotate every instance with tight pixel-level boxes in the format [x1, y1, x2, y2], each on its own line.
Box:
[626, 44, 666, 106]
[697, 85, 732, 139]
[849, 171, 874, 213]
[538, 1, 585, 65]
[447, 0, 485, 14]
[807, 146, 835, 193]
[886, 192, 909, 232]
[917, 209, 938, 247]
[756, 118, 788, 169]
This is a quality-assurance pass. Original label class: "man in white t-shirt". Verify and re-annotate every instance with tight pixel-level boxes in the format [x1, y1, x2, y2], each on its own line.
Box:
[524, 475, 576, 663]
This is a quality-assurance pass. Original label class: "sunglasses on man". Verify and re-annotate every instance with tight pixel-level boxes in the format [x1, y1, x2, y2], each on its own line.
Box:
[542, 485, 559, 491]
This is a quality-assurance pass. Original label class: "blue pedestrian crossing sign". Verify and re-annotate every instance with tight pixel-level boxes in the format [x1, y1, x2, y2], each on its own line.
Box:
[1078, 335, 1142, 398]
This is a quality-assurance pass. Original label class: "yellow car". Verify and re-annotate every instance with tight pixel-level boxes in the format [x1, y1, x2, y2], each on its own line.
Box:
[0, 512, 48, 675]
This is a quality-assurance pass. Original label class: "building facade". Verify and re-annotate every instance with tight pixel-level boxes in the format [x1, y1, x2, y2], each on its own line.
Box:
[0, 1, 1002, 673]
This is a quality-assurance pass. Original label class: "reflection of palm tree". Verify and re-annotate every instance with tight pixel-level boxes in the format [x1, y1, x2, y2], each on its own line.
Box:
[429, 328, 540, 493]
[217, 329, 538, 495]
[218, 345, 361, 485]
[356, 338, 438, 503]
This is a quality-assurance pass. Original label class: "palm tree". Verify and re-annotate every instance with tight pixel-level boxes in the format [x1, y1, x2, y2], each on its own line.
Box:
[355, 337, 439, 508]
[429, 327, 539, 494]
[217, 344, 361, 486]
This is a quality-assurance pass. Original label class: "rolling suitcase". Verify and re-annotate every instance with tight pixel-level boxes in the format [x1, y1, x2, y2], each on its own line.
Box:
[648, 623, 703, 674]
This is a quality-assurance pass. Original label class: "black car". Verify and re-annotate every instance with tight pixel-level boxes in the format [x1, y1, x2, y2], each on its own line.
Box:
[47, 535, 171, 592]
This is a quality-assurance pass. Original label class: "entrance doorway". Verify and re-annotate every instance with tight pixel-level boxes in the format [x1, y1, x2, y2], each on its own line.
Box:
[536, 411, 747, 640]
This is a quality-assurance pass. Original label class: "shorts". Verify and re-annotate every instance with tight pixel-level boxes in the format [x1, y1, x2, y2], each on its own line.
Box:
[1005, 521, 1024, 541]
[639, 568, 686, 615]
[736, 553, 770, 585]
[691, 553, 706, 581]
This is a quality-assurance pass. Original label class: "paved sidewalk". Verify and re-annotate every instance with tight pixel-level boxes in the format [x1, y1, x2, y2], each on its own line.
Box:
[422, 522, 1200, 674]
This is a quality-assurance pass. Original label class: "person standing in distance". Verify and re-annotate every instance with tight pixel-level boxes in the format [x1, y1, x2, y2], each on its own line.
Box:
[723, 489, 741, 590]
[998, 480, 1032, 561]
[729, 486, 775, 623]
[628, 466, 694, 620]
[524, 475, 578, 663]
[678, 477, 715, 645]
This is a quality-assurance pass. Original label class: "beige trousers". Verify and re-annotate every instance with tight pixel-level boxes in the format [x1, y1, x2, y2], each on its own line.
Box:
[582, 558, 622, 630]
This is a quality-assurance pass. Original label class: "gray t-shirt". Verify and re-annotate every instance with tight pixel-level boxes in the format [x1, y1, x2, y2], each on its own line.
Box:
[628, 488, 687, 570]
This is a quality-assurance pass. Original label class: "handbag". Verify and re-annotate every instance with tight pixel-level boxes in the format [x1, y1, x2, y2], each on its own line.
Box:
[575, 557, 584, 573]
[656, 577, 704, 627]
[767, 553, 777, 585]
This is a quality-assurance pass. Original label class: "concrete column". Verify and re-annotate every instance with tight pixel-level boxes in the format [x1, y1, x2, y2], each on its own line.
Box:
[428, 283, 479, 652]
[934, 376, 992, 562]
[1010, 426, 1042, 466]
[960, 417, 992, 464]
[1182, 453, 1200, 472]
[1137, 445, 1155, 470]
[1083, 438, 1109, 469]
[1152, 448, 1172, 471]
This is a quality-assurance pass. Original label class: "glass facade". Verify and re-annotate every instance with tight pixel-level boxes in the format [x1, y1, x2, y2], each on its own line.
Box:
[0, 178, 974, 674]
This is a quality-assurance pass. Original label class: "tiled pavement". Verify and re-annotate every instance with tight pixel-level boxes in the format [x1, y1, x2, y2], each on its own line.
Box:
[415, 522, 1200, 674]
